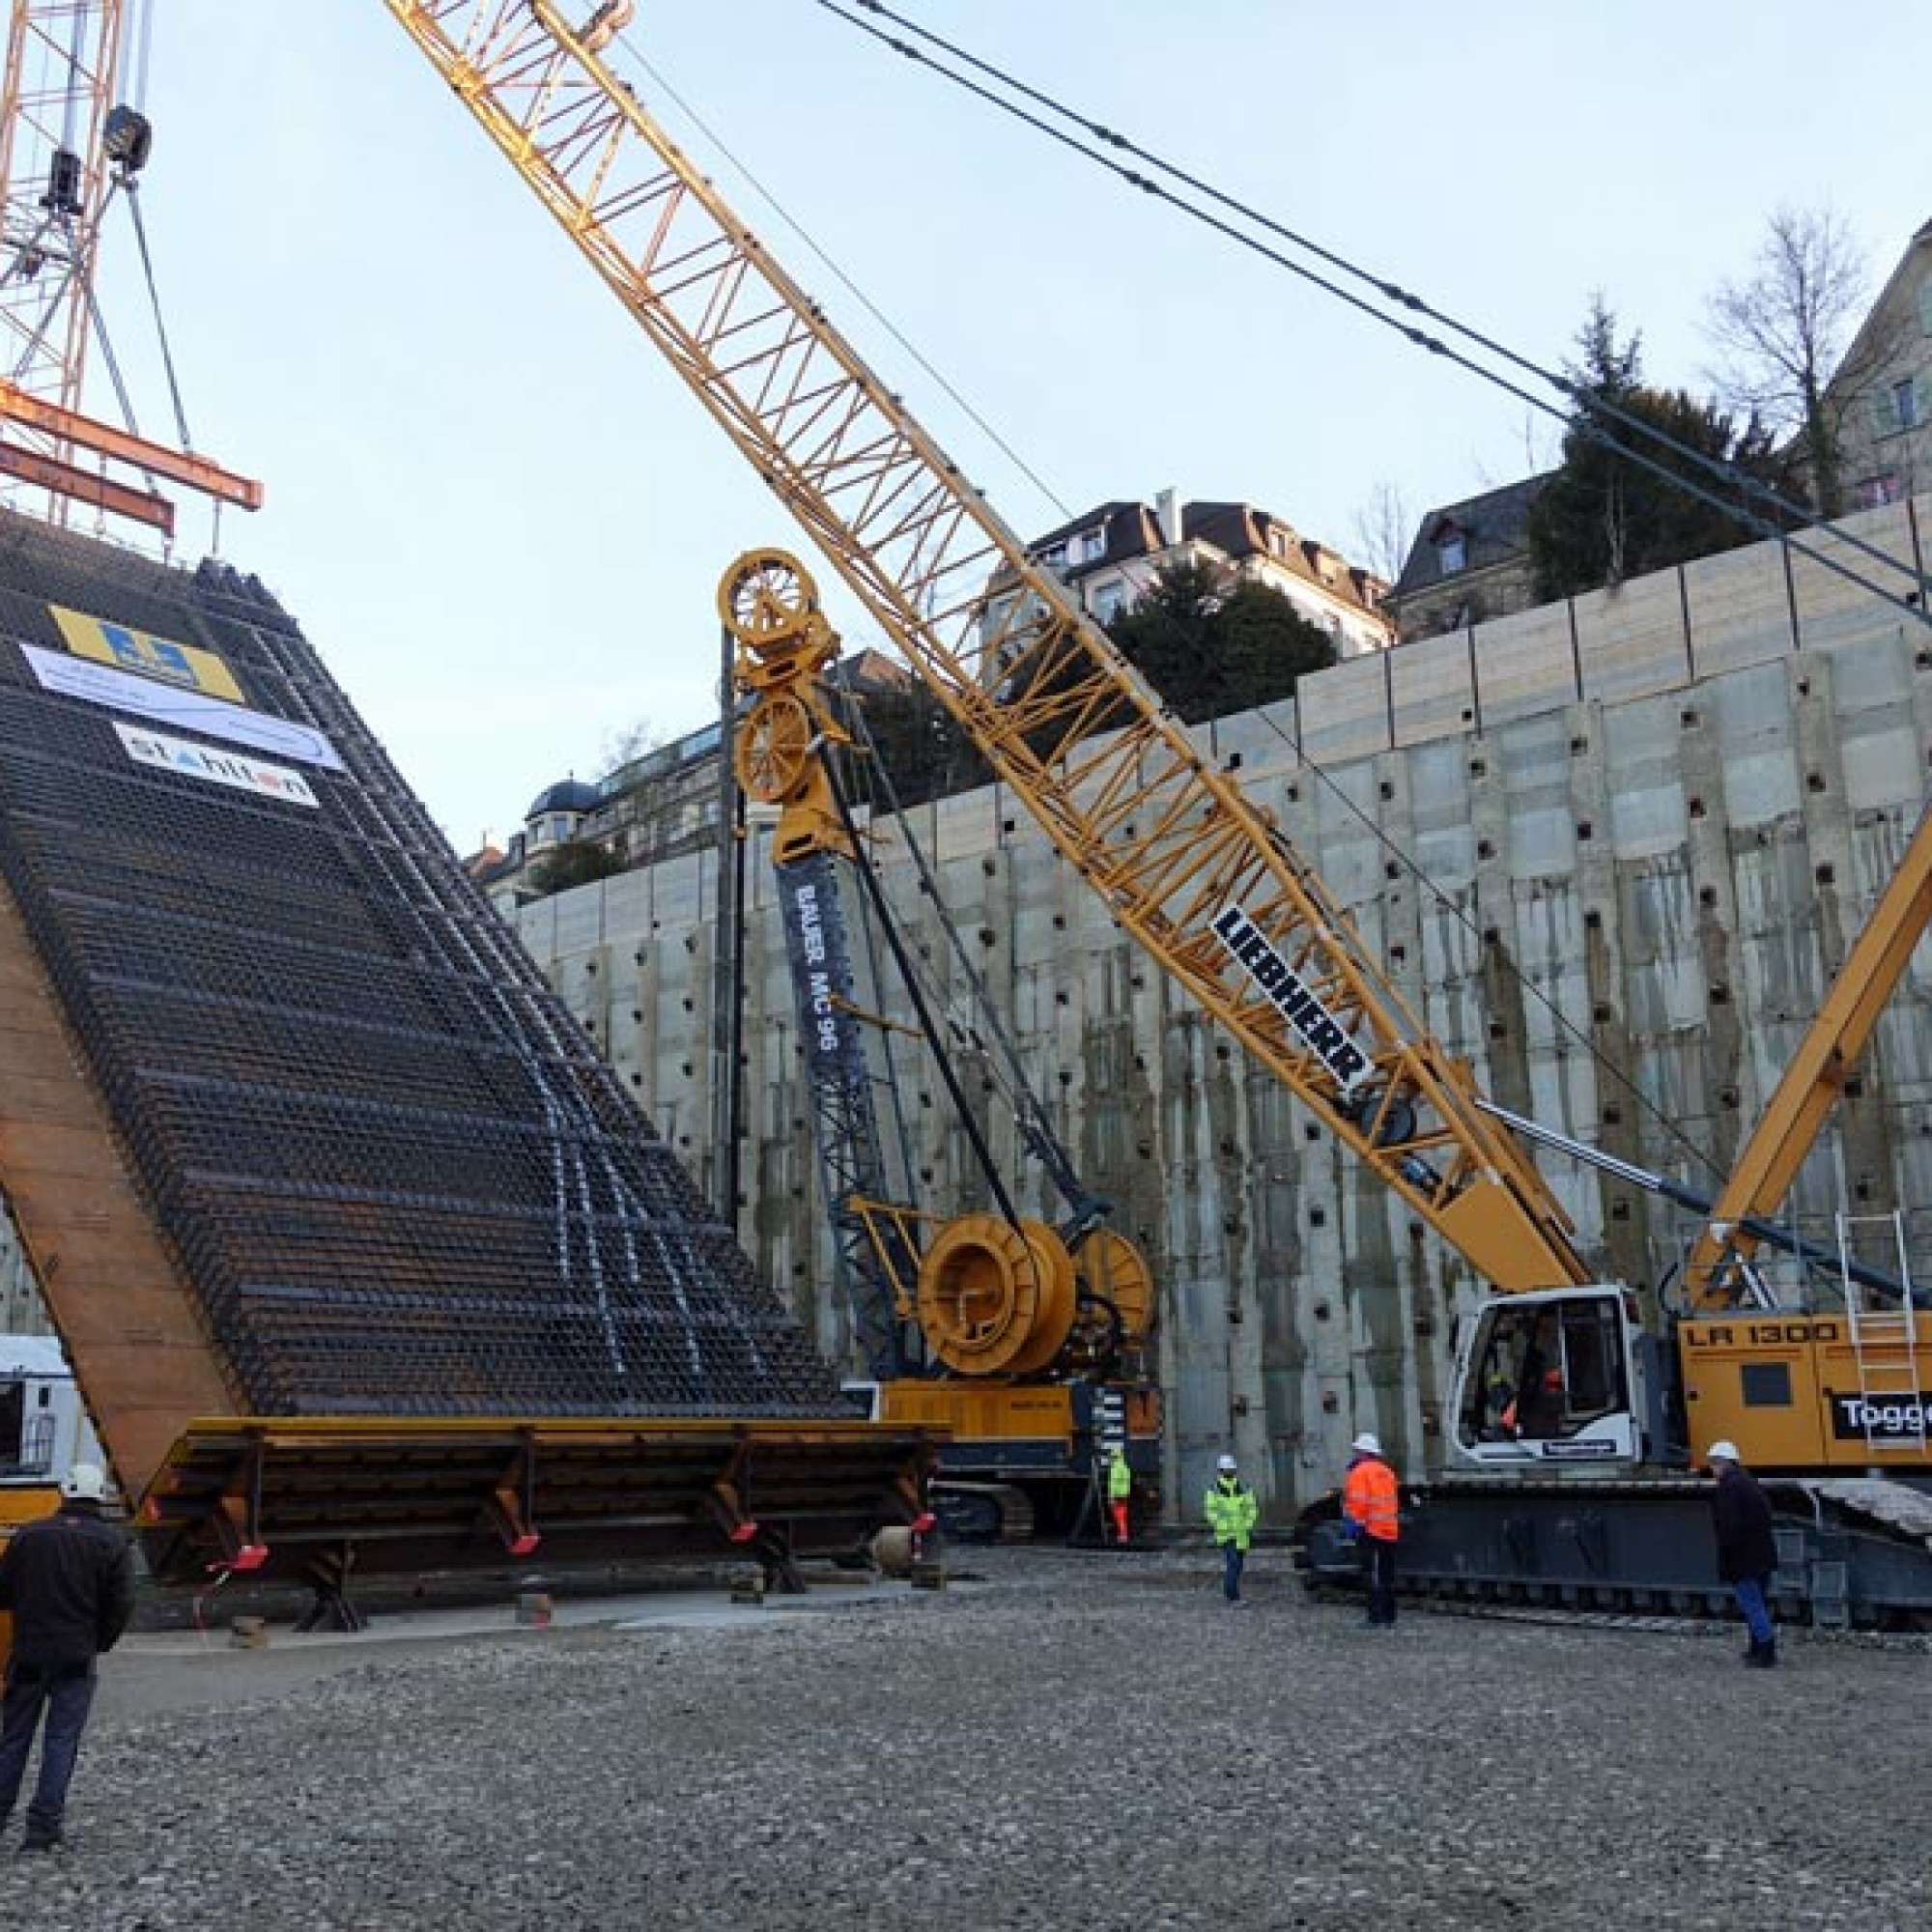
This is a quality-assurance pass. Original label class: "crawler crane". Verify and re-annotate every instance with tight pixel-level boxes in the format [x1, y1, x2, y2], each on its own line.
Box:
[381, 1, 1932, 1619]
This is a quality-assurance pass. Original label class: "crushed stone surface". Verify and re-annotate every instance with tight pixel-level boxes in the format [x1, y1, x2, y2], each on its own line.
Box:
[7, 1546, 1926, 1930]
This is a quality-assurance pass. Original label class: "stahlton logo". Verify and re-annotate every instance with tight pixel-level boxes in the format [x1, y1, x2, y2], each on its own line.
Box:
[1212, 904, 1369, 1094]
[1832, 1393, 1932, 1441]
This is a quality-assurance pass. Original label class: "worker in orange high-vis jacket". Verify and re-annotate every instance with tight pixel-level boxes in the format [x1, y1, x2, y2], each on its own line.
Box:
[1342, 1433, 1401, 1628]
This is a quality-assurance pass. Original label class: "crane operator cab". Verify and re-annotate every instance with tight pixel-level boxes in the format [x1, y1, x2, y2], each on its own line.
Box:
[1448, 1287, 1650, 1469]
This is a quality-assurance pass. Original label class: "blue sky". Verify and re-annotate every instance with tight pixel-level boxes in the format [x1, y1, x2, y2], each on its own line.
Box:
[83, 2, 1930, 851]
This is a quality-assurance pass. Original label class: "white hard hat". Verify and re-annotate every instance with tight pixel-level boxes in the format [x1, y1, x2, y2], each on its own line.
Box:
[60, 1462, 109, 1503]
[1706, 1440, 1742, 1465]
[1215, 1453, 1238, 1473]
[1351, 1433, 1381, 1457]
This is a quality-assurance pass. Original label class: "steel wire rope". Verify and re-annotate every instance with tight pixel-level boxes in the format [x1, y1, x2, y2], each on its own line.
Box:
[817, 0, 1929, 628]
[826, 674, 1103, 1227]
[808, 2, 1923, 1203]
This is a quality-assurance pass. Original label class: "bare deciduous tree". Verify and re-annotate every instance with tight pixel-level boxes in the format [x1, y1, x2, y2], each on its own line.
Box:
[1351, 478, 1414, 587]
[1704, 205, 1882, 519]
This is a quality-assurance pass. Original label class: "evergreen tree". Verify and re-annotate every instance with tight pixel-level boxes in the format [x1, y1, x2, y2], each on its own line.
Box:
[1527, 300, 1795, 602]
[1104, 557, 1337, 724]
[526, 838, 626, 897]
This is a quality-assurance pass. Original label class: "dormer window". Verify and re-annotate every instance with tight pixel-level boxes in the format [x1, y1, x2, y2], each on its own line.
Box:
[1070, 526, 1107, 566]
[1436, 529, 1467, 574]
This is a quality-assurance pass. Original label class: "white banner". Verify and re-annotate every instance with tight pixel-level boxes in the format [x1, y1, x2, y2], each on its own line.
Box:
[24, 640, 345, 771]
[115, 723, 321, 808]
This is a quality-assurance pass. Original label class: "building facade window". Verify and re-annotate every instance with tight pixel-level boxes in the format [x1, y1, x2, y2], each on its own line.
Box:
[1092, 582, 1127, 623]
[1857, 471, 1903, 509]
[1437, 531, 1467, 574]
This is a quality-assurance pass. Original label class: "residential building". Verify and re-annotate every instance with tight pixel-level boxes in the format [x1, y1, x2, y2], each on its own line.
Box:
[1832, 217, 1932, 511]
[1387, 473, 1552, 642]
[1019, 488, 1392, 657]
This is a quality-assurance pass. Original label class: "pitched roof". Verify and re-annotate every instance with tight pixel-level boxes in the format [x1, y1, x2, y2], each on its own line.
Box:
[1394, 472, 1554, 598]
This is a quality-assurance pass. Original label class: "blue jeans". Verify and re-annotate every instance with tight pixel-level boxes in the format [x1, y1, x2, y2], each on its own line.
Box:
[1731, 1576, 1775, 1644]
[0, 1663, 98, 1841]
[1220, 1543, 1246, 1601]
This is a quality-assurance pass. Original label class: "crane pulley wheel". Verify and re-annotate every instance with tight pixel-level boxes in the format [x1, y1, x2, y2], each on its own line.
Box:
[916, 1213, 1078, 1377]
[734, 692, 816, 806]
[1071, 1230, 1156, 1345]
[720, 547, 820, 655]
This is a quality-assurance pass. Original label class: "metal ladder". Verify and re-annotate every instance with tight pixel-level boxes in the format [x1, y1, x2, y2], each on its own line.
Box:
[1836, 1211, 1927, 1452]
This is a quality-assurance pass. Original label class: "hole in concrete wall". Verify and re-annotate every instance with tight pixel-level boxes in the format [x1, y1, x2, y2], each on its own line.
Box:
[1477, 838, 1495, 860]
[681, 935, 696, 953]
[1055, 989, 1069, 1006]
[1469, 757, 1487, 779]
[1379, 780, 1394, 801]
[1571, 734, 1589, 755]
[1592, 1002, 1611, 1024]
[1286, 782, 1300, 803]
[679, 1060, 692, 1077]
[978, 927, 996, 947]
[1304, 1122, 1321, 1142]
[1710, 984, 1729, 1005]
[1058, 1069, 1073, 1086]
[1816, 863, 1835, 885]
[1689, 797, 1706, 818]
[632, 1009, 642, 1022]
[1856, 1176, 1873, 1201]
[1321, 1389, 1340, 1410]
[1053, 914, 1066, 929]
[1314, 1299, 1331, 1321]
[1131, 972, 1146, 989]
[1680, 707, 1699, 728]
[1720, 1086, 1740, 1108]
[1384, 860, 1402, 879]
[1482, 925, 1500, 946]
[1310, 1207, 1326, 1227]
[1602, 1103, 1622, 1124]
[1611, 1199, 1632, 1221]
[1584, 908, 1603, 929]
[1577, 819, 1594, 840]
[1805, 773, 1827, 794]
[1215, 1042, 1233, 1061]
[1846, 1075, 1864, 1098]
[1796, 677, 1811, 697]
[1390, 943, 1406, 965]
[681, 997, 694, 1012]
[1699, 887, 1718, 907]
[1488, 1019, 1508, 1040]
[1461, 707, 1475, 724]
[981, 857, 997, 876]
[630, 1072, 642, 1087]
[1227, 751, 1244, 771]
[633, 949, 645, 963]
[1003, 817, 1017, 835]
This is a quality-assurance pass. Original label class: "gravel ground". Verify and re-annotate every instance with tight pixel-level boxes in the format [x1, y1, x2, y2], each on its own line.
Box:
[6, 1544, 1927, 1930]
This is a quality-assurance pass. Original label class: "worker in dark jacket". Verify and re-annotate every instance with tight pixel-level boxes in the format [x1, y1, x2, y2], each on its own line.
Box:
[0, 1463, 135, 1852]
[1707, 1440, 1779, 1668]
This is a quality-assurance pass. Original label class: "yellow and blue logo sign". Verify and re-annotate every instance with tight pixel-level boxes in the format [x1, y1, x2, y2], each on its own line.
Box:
[50, 604, 245, 705]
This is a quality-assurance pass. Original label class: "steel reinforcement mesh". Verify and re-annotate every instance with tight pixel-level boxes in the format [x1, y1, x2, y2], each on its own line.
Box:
[0, 510, 847, 1417]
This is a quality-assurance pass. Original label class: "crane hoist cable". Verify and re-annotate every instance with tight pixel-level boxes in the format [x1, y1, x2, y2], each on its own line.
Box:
[816, 0, 1928, 631]
[825, 675, 1113, 1238]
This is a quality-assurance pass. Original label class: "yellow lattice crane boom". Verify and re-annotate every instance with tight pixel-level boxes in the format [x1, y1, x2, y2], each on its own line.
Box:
[383, 0, 1590, 1296]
